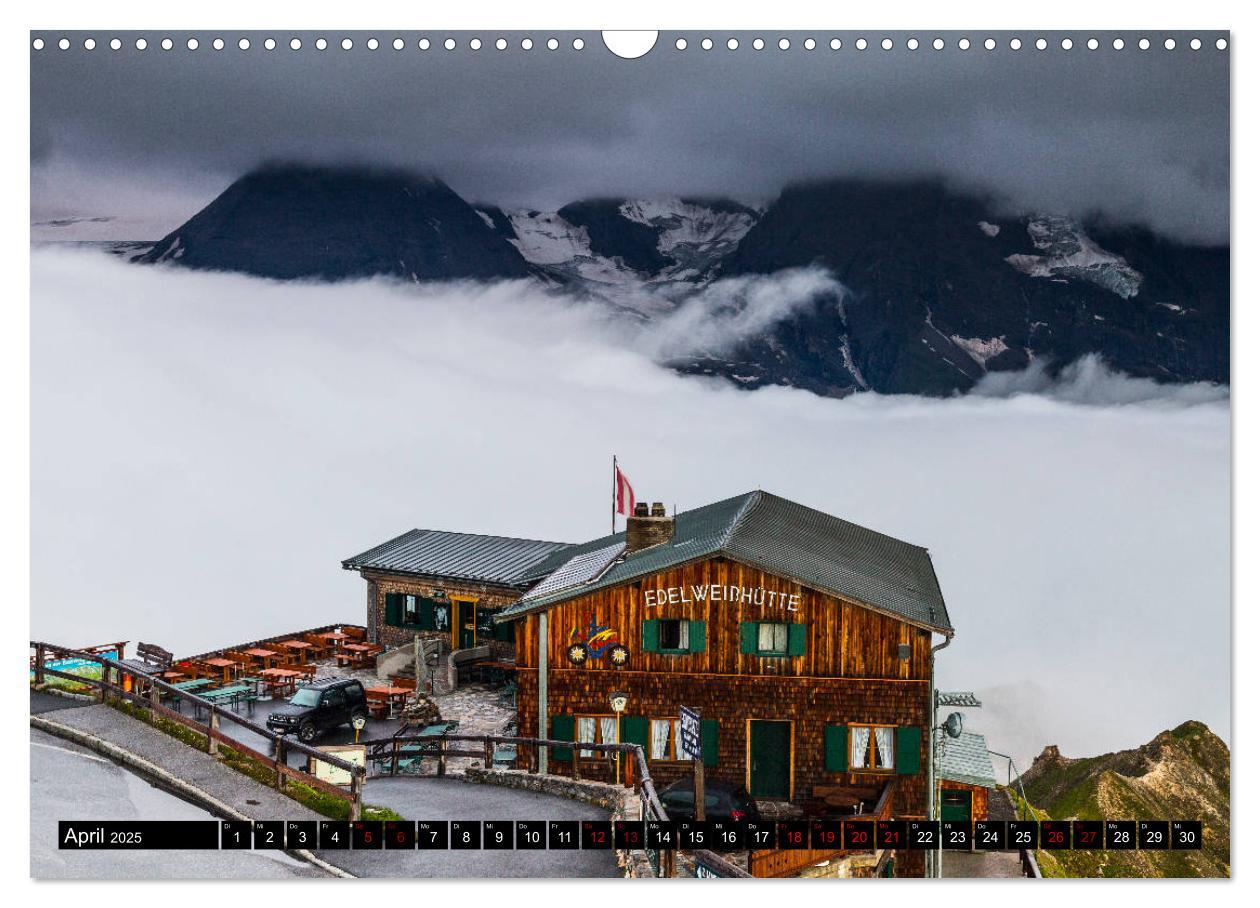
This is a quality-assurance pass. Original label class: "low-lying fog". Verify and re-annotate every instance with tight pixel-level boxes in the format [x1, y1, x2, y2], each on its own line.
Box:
[31, 247, 1229, 770]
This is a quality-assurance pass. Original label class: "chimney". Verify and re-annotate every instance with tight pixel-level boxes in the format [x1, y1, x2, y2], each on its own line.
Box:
[626, 500, 674, 553]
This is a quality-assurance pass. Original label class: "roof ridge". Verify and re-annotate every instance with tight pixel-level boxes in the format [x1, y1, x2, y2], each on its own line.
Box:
[719, 489, 763, 548]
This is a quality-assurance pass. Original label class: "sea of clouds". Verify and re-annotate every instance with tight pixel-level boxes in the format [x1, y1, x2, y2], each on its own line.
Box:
[30, 247, 1230, 770]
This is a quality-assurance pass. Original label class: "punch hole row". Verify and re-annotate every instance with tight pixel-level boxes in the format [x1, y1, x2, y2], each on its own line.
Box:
[31, 34, 1229, 53]
[31, 35, 588, 52]
[672, 35, 1226, 52]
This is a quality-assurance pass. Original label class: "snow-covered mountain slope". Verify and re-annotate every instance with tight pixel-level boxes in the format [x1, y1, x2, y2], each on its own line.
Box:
[1005, 215, 1144, 299]
[477, 197, 758, 311]
[118, 167, 1226, 398]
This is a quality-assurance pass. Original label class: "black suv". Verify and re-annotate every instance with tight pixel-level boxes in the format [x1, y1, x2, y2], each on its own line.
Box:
[658, 778, 761, 823]
[266, 678, 368, 743]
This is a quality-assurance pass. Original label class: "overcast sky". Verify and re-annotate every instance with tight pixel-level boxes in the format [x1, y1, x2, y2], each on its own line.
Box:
[30, 31, 1229, 243]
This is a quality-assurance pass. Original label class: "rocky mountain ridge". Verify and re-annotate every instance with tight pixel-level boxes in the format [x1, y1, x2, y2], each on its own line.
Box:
[123, 164, 1228, 398]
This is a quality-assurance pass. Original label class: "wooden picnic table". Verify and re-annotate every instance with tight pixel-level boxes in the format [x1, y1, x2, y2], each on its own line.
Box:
[258, 667, 302, 697]
[242, 647, 278, 668]
[366, 685, 411, 718]
[341, 643, 371, 653]
[316, 631, 350, 643]
[236, 676, 266, 697]
[276, 639, 313, 662]
[367, 685, 411, 697]
[192, 683, 256, 716]
[172, 678, 216, 691]
[201, 657, 238, 684]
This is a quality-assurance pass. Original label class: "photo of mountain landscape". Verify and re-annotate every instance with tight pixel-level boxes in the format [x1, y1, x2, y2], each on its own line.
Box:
[29, 29, 1230, 881]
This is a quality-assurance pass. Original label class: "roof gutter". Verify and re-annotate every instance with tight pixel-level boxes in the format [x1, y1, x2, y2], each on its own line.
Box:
[926, 631, 953, 879]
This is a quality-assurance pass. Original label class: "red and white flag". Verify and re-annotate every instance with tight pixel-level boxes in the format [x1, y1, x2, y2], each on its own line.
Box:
[614, 464, 636, 517]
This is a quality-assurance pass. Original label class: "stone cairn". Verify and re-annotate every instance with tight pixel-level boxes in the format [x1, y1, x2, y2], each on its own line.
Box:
[397, 693, 443, 728]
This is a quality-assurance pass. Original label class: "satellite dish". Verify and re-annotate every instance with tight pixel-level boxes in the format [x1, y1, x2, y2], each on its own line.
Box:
[944, 712, 965, 739]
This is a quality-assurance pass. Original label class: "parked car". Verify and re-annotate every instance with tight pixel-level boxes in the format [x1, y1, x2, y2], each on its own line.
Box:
[658, 778, 761, 823]
[266, 678, 368, 743]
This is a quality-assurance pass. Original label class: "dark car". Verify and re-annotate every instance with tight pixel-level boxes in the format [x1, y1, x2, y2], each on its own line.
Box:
[265, 678, 368, 743]
[658, 778, 761, 823]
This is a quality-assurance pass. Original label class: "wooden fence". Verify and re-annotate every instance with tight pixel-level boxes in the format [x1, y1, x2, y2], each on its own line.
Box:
[362, 732, 667, 818]
[30, 640, 367, 819]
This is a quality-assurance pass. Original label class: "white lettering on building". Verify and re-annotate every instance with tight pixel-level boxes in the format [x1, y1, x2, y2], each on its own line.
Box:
[644, 585, 800, 612]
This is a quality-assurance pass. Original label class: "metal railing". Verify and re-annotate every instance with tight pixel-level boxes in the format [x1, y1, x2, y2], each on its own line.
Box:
[30, 640, 366, 819]
[989, 748, 1042, 878]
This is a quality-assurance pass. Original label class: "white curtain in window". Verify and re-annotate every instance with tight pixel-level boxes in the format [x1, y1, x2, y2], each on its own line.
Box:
[677, 621, 690, 650]
[874, 727, 895, 769]
[651, 719, 671, 760]
[758, 623, 784, 652]
[850, 726, 871, 769]
[577, 717, 596, 758]
[674, 720, 684, 759]
[600, 718, 617, 750]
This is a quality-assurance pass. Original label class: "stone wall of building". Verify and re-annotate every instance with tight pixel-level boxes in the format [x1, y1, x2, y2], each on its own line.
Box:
[360, 569, 522, 649]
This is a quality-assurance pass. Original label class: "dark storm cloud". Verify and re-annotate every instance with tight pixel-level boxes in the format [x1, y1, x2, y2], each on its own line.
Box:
[30, 31, 1229, 242]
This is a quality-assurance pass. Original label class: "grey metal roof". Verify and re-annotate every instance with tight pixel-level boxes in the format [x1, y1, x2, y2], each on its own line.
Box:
[342, 529, 573, 587]
[519, 541, 626, 602]
[497, 490, 953, 633]
[939, 731, 998, 789]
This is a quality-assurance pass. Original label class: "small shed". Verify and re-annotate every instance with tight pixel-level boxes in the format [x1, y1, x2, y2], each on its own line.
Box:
[938, 731, 997, 822]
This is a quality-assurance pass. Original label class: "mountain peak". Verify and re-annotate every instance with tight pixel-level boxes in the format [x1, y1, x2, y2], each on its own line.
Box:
[1015, 721, 1229, 877]
[140, 163, 530, 282]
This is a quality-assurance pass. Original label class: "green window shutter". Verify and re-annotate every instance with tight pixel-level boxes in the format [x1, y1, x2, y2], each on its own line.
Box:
[384, 592, 402, 627]
[739, 622, 758, 655]
[620, 715, 649, 749]
[688, 620, 707, 653]
[642, 619, 659, 653]
[787, 623, 807, 656]
[418, 598, 436, 631]
[824, 725, 849, 772]
[550, 714, 575, 762]
[701, 718, 719, 767]
[895, 726, 921, 775]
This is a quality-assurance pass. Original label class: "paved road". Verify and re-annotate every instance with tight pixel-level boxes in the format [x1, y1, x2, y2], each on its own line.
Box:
[30, 727, 326, 879]
[31, 692, 621, 879]
[330, 777, 622, 878]
[941, 849, 1026, 878]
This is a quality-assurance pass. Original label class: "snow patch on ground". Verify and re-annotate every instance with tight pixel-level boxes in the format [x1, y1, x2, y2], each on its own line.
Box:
[502, 199, 759, 315]
[1005, 216, 1143, 299]
[951, 335, 1009, 366]
[978, 221, 1001, 238]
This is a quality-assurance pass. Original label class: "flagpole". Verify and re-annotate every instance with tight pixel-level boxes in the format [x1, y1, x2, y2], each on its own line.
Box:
[611, 454, 617, 535]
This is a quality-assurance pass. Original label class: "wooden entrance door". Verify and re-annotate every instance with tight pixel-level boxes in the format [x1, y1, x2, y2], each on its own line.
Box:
[941, 789, 972, 822]
[456, 601, 476, 649]
[748, 720, 791, 799]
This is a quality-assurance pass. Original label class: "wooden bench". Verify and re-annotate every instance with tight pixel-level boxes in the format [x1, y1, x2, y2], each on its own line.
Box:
[301, 633, 333, 660]
[136, 642, 174, 670]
